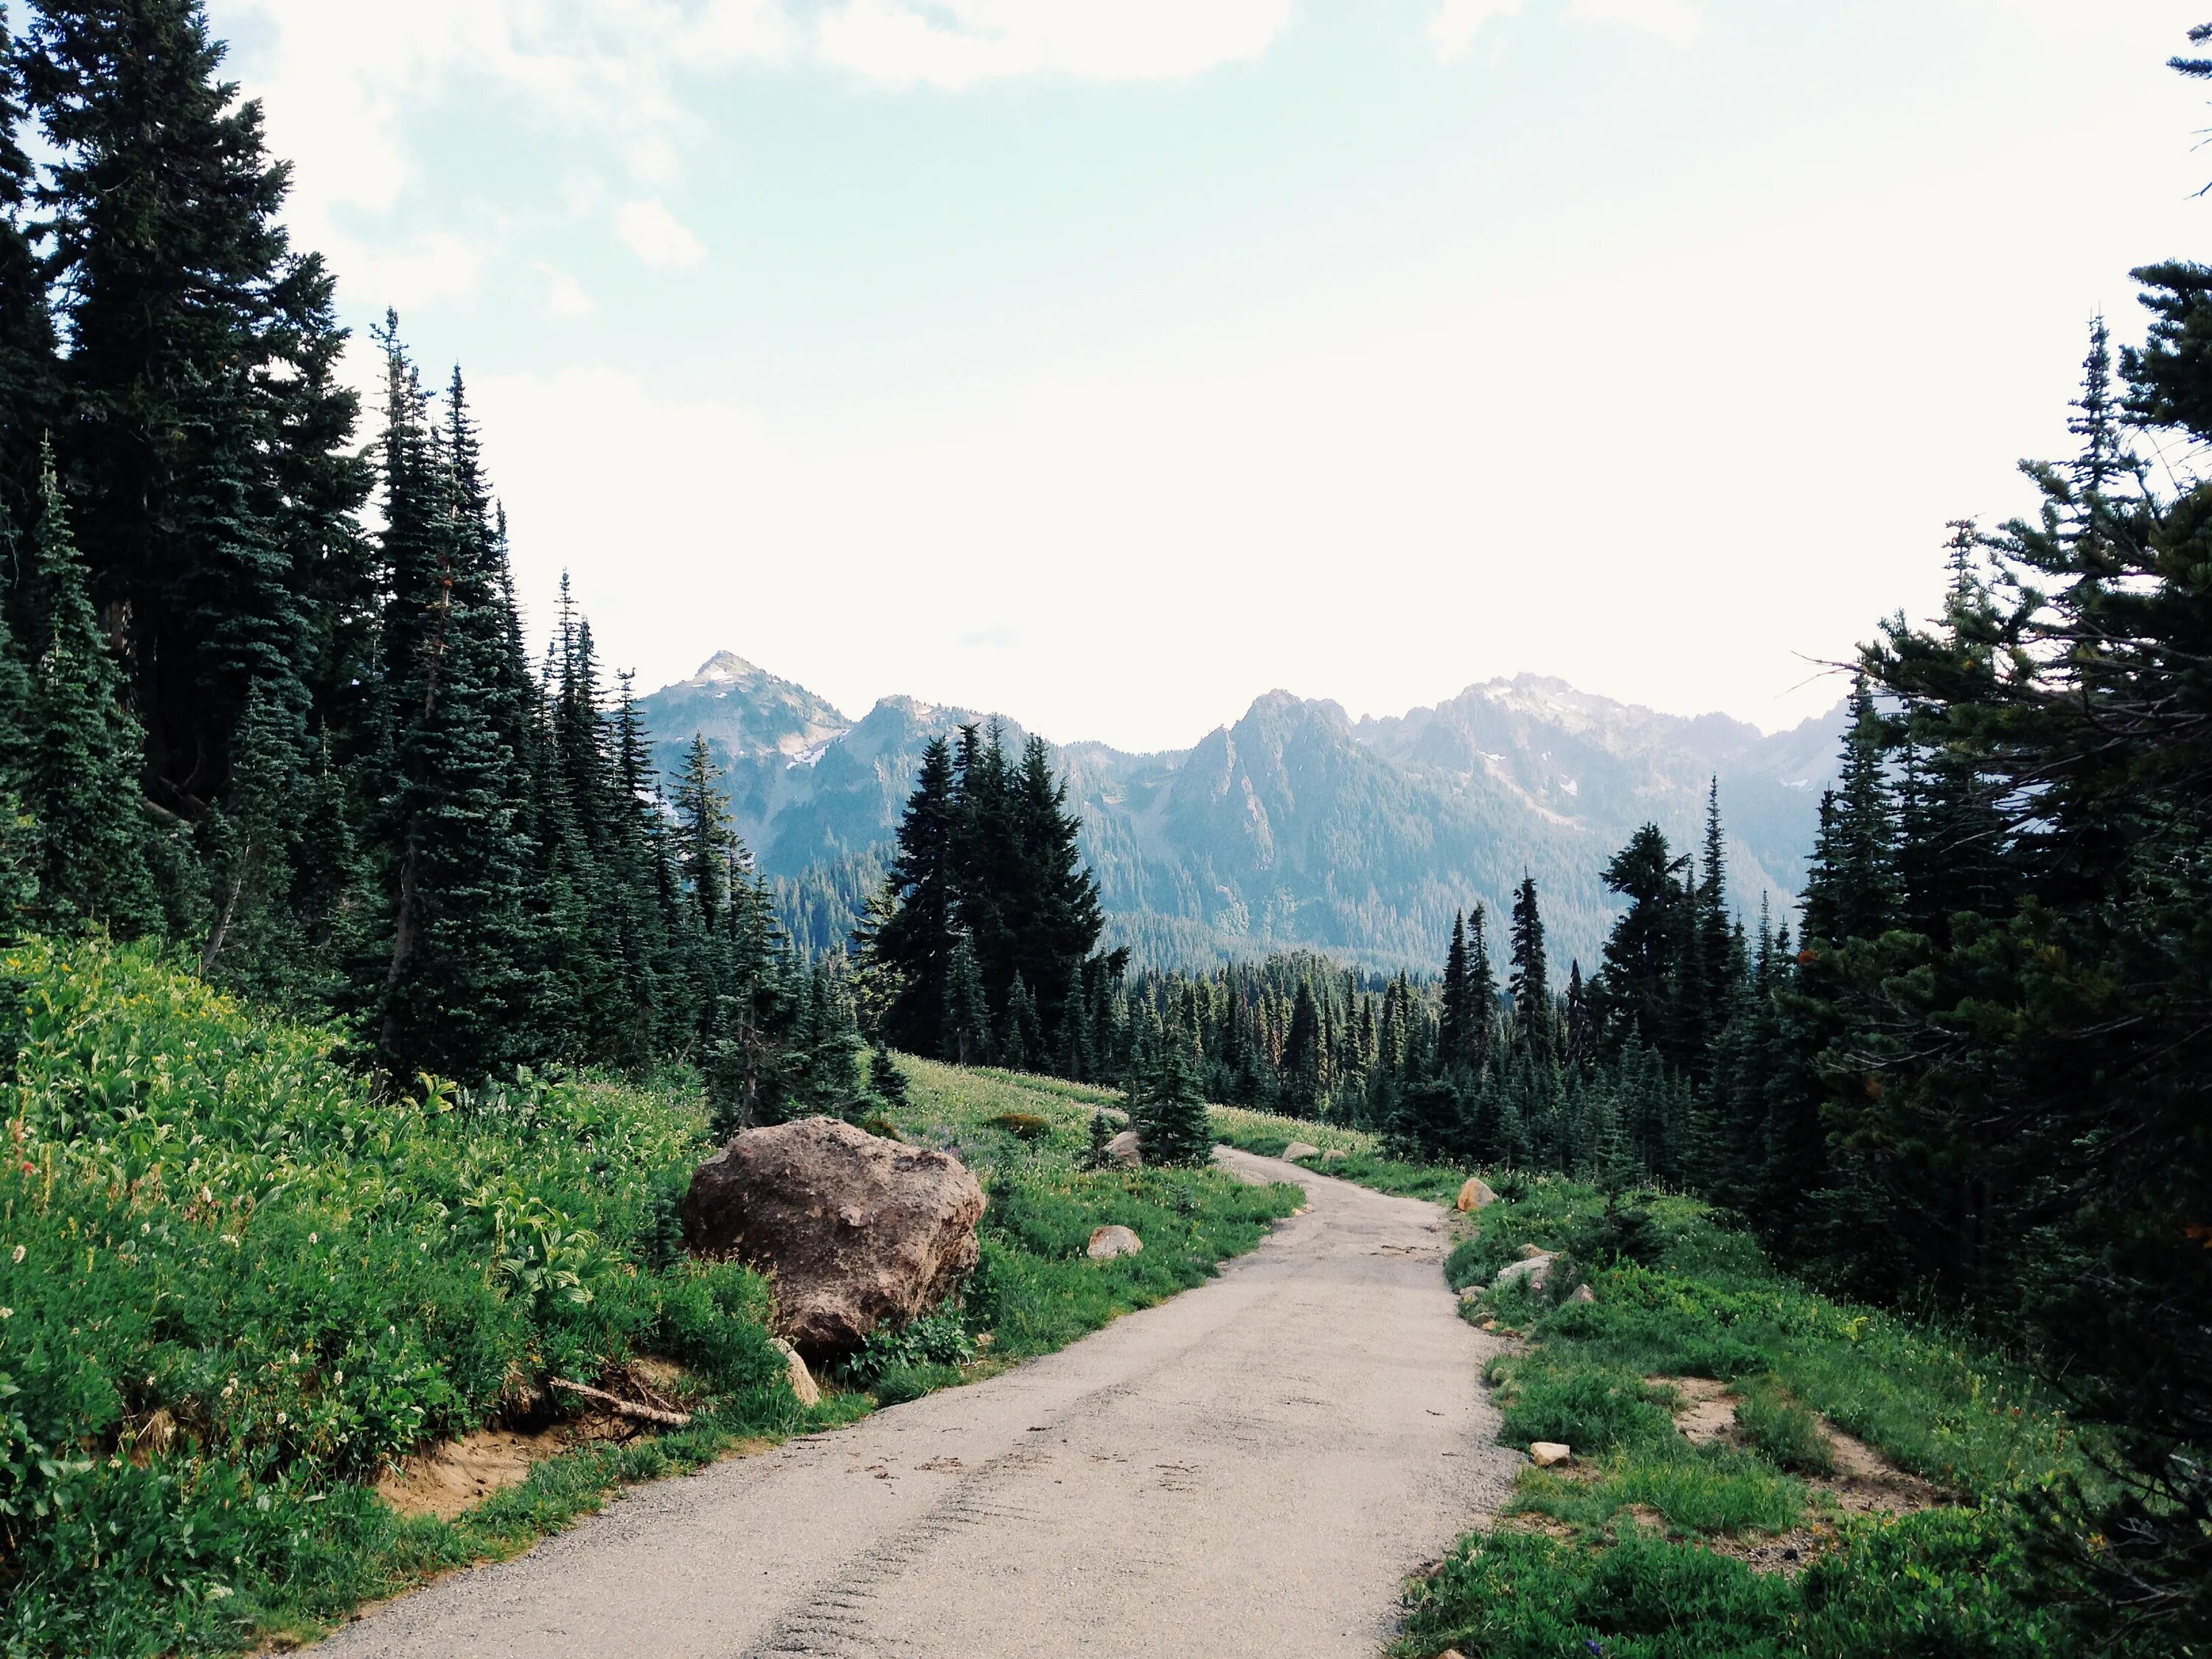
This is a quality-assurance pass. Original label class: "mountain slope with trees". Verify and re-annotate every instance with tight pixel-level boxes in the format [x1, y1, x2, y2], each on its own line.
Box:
[638, 661, 1843, 974]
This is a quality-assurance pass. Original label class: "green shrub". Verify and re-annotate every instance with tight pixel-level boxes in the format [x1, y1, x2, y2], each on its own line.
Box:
[984, 1111, 1051, 1141]
[1736, 1376, 1836, 1476]
[1499, 1365, 1674, 1453]
[845, 1311, 976, 1388]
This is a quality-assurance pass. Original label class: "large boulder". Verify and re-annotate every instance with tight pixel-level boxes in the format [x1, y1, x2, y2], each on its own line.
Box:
[1105, 1130, 1143, 1169]
[1281, 1141, 1323, 1163]
[683, 1117, 984, 1356]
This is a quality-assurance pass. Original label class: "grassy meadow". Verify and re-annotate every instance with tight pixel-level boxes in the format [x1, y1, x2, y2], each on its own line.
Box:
[1221, 1110, 2104, 1659]
[0, 943, 1296, 1658]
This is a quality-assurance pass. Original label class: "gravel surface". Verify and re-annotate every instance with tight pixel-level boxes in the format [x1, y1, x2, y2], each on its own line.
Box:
[318, 1147, 1517, 1658]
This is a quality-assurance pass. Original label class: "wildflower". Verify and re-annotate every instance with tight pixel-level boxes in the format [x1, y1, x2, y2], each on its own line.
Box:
[308, 1233, 317, 1244]
[201, 1186, 212, 1204]
[10, 1244, 21, 1264]
[275, 1411, 287, 1425]
[0, 1308, 10, 1319]
[222, 1377, 237, 1399]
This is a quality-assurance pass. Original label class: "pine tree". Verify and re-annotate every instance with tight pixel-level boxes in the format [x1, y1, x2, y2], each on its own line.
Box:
[1509, 873, 1551, 1060]
[28, 0, 321, 816]
[0, 571, 36, 935]
[0, 5, 55, 535]
[1133, 1027, 1211, 1167]
[1801, 675, 1897, 947]
[865, 735, 960, 1054]
[944, 936, 993, 1066]
[366, 331, 544, 1082]
[870, 1040, 911, 1113]
[1084, 1109, 1116, 1171]
[21, 445, 158, 934]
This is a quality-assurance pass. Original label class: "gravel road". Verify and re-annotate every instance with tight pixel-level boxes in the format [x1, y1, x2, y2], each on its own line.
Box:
[318, 1147, 1517, 1658]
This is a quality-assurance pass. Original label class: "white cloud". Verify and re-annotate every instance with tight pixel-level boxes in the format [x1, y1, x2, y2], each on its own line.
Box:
[1427, 0, 1523, 63]
[616, 200, 706, 269]
[812, 0, 1292, 91]
[1567, 0, 1704, 46]
[540, 266, 595, 319]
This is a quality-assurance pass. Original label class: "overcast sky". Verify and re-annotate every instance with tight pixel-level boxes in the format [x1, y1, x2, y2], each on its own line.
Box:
[206, 0, 2210, 753]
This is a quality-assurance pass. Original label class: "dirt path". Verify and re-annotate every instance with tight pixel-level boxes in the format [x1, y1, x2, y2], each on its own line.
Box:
[319, 1149, 1517, 1658]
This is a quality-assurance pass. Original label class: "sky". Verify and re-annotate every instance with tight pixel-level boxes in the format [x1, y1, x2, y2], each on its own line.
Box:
[205, 0, 2212, 754]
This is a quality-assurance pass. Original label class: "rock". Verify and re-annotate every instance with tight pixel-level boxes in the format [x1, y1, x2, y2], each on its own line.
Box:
[771, 1338, 821, 1408]
[683, 1116, 985, 1356]
[1492, 1251, 1557, 1294]
[1105, 1130, 1143, 1169]
[1455, 1177, 1500, 1212]
[1086, 1225, 1144, 1259]
[1458, 1285, 1482, 1303]
[1568, 1283, 1597, 1304]
[1281, 1141, 1322, 1162]
[1530, 1441, 1573, 1468]
[1322, 1149, 1349, 1164]
[1517, 1242, 1548, 1260]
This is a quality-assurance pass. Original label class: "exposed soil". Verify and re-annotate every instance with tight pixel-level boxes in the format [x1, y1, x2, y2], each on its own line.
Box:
[1705, 1523, 1840, 1577]
[1646, 1374, 1950, 1523]
[375, 1418, 635, 1523]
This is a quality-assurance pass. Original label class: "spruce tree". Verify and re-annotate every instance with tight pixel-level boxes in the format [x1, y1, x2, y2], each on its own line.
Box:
[1509, 874, 1551, 1060]
[0, 4, 55, 535]
[28, 0, 319, 815]
[865, 735, 960, 1054]
[21, 445, 158, 934]
[1133, 1028, 1211, 1167]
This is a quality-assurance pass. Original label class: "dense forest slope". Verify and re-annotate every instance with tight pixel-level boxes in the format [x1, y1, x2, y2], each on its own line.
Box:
[639, 653, 1843, 971]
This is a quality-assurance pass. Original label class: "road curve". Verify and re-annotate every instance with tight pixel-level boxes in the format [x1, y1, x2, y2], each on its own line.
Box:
[319, 1148, 1517, 1659]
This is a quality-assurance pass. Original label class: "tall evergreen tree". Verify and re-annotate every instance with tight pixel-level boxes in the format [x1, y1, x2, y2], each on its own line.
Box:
[1509, 873, 1551, 1060]
[21, 444, 157, 934]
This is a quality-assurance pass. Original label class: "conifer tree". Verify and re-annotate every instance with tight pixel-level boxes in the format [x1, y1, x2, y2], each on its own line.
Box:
[21, 445, 158, 934]
[0, 4, 55, 535]
[866, 736, 960, 1054]
[1133, 1026, 1211, 1166]
[1509, 874, 1551, 1060]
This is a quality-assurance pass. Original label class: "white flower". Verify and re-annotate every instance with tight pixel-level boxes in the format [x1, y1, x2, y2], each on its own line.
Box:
[0, 1308, 11, 1320]
[274, 1411, 286, 1425]
[11, 1244, 24, 1264]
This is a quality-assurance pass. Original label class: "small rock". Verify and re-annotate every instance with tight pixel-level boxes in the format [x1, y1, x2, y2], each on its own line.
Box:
[1517, 1242, 1547, 1260]
[1086, 1225, 1144, 1260]
[1455, 1178, 1499, 1212]
[1530, 1441, 1573, 1468]
[771, 1338, 821, 1409]
[1436, 1651, 1469, 1659]
[1492, 1251, 1557, 1294]
[1480, 1319, 1499, 1332]
[1105, 1130, 1143, 1169]
[1321, 1149, 1349, 1164]
[1281, 1141, 1322, 1162]
[1457, 1285, 1481, 1303]
[1568, 1283, 1597, 1304]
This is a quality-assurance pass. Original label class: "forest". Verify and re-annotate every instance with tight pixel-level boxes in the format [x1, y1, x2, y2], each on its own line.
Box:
[0, 0, 2207, 1652]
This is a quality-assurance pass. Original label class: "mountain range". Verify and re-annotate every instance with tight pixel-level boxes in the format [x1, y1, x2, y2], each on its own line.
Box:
[637, 653, 1846, 975]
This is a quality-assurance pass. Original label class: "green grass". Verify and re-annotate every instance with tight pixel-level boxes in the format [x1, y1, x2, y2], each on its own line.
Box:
[1231, 1107, 2104, 1659]
[0, 947, 1298, 1657]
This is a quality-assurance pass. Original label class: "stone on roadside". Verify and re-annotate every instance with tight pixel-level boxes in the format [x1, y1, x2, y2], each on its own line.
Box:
[771, 1338, 821, 1408]
[1105, 1130, 1143, 1169]
[1492, 1251, 1557, 1294]
[682, 1116, 984, 1357]
[1087, 1225, 1144, 1260]
[1281, 1141, 1322, 1162]
[1530, 1441, 1573, 1468]
[1455, 1178, 1500, 1212]
[1322, 1149, 1349, 1164]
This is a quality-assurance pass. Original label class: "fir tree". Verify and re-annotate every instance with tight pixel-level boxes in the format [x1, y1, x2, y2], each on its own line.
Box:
[21, 445, 158, 934]
[1509, 873, 1551, 1060]
[1133, 1027, 1211, 1167]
